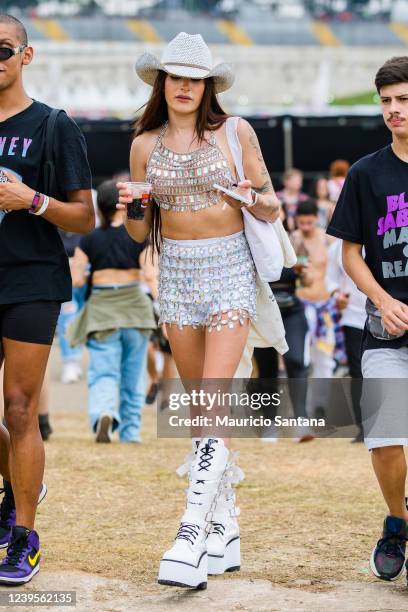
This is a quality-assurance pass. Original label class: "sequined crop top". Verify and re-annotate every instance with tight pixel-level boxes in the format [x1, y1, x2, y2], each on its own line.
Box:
[146, 122, 234, 212]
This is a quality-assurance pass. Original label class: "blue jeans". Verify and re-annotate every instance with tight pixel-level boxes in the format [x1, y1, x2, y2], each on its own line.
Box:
[58, 285, 87, 362]
[87, 328, 148, 442]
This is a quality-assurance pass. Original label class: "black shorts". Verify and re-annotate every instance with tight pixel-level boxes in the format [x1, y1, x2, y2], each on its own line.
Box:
[0, 301, 61, 345]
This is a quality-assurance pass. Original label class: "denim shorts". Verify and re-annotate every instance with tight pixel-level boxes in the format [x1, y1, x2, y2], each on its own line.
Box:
[158, 231, 256, 331]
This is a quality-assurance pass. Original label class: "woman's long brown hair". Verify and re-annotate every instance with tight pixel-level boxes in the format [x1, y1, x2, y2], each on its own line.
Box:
[134, 71, 229, 255]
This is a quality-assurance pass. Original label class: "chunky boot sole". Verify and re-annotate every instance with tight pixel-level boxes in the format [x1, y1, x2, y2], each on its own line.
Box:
[208, 536, 240, 575]
[158, 552, 208, 589]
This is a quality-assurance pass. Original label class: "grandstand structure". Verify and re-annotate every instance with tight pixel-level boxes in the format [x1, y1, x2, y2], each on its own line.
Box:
[22, 13, 408, 116]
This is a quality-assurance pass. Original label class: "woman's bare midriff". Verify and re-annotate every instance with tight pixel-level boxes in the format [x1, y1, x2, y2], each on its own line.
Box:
[160, 200, 244, 240]
[92, 268, 142, 286]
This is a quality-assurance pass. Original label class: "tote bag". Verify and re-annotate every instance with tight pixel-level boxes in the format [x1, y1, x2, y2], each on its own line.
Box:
[225, 116, 296, 281]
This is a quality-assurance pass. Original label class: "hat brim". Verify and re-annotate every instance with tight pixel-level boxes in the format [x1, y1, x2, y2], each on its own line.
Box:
[135, 52, 234, 93]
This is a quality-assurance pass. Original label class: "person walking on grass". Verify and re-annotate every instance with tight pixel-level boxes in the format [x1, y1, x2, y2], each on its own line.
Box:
[0, 14, 94, 584]
[69, 180, 156, 443]
[327, 56, 408, 583]
[117, 32, 281, 589]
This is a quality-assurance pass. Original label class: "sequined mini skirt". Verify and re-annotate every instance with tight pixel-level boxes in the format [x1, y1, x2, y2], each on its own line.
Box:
[158, 231, 257, 331]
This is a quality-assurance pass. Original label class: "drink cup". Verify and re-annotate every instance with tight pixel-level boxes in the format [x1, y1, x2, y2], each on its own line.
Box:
[125, 182, 152, 220]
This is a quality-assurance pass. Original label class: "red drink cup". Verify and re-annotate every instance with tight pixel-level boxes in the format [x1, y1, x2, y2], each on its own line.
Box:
[125, 182, 152, 220]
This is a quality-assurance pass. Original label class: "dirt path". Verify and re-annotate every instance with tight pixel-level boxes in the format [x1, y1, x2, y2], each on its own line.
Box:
[13, 571, 408, 611]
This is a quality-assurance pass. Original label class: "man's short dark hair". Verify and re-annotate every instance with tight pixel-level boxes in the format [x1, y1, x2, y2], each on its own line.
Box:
[0, 14, 28, 46]
[296, 199, 318, 217]
[375, 56, 408, 93]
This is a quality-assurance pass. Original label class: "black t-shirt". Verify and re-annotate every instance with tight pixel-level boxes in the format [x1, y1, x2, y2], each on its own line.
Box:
[79, 225, 147, 274]
[327, 144, 408, 350]
[0, 101, 92, 305]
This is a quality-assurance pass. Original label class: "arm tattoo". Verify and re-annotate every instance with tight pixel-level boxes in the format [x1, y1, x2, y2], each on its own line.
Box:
[247, 123, 264, 164]
[253, 179, 273, 194]
[247, 123, 272, 187]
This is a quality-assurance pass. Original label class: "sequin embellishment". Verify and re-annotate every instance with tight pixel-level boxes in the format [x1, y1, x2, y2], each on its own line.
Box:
[146, 122, 234, 212]
[158, 232, 257, 331]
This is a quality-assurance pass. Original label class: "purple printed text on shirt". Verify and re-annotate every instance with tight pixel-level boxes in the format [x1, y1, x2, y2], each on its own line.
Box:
[0, 137, 32, 158]
[377, 192, 408, 236]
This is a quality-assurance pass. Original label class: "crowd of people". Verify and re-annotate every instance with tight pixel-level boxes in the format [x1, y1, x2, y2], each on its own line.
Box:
[0, 11, 408, 596]
[44, 159, 363, 447]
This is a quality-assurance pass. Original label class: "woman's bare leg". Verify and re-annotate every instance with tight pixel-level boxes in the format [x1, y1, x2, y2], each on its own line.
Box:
[202, 316, 250, 446]
[166, 326, 206, 380]
[166, 326, 206, 438]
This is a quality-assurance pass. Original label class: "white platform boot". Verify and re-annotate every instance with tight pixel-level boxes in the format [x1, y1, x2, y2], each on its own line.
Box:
[206, 451, 244, 575]
[158, 438, 229, 589]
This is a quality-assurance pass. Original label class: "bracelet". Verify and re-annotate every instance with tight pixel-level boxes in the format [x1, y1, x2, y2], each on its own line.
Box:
[246, 189, 258, 208]
[32, 194, 50, 216]
[30, 191, 41, 213]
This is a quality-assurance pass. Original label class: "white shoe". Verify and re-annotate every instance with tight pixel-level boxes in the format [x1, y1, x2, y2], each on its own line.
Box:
[60, 362, 82, 384]
[207, 516, 241, 575]
[158, 438, 229, 589]
[207, 453, 244, 575]
[158, 520, 208, 589]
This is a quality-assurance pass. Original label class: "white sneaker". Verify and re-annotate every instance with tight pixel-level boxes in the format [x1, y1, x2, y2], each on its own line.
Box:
[207, 453, 244, 575]
[158, 438, 229, 589]
[60, 362, 82, 384]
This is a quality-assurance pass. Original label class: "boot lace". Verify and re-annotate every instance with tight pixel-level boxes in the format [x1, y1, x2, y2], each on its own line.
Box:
[198, 443, 215, 472]
[5, 533, 28, 566]
[176, 522, 200, 546]
[210, 522, 225, 536]
[0, 487, 15, 527]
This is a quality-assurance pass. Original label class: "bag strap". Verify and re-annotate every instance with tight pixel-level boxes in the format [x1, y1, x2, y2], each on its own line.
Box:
[43, 108, 63, 195]
[45, 109, 62, 165]
[225, 116, 245, 182]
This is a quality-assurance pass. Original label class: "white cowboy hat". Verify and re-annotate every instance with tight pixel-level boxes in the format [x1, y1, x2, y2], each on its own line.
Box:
[135, 32, 234, 94]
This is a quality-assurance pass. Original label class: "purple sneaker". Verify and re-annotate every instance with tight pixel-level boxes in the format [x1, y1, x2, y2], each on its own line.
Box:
[370, 515, 407, 581]
[0, 481, 47, 549]
[0, 526, 40, 584]
[0, 482, 15, 549]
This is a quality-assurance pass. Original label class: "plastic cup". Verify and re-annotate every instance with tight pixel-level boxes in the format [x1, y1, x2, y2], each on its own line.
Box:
[125, 182, 152, 220]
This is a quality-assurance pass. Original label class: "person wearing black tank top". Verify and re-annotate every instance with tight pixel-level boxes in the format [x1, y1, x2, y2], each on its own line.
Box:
[70, 180, 156, 444]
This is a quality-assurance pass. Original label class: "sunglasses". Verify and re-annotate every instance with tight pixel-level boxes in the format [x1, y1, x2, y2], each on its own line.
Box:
[0, 45, 27, 61]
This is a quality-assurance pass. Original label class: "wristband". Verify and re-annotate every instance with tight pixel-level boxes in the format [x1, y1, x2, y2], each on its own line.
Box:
[30, 191, 41, 213]
[32, 194, 50, 216]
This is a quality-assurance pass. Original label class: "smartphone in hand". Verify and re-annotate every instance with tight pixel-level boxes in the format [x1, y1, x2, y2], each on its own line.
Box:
[213, 183, 252, 206]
